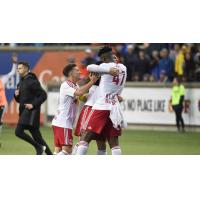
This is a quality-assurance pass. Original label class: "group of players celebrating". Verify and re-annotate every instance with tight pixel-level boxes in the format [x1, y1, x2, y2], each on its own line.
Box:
[52, 46, 127, 155]
[3, 46, 127, 155]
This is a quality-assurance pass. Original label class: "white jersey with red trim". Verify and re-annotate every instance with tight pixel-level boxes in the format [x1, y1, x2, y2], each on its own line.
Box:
[52, 80, 79, 129]
[87, 62, 127, 110]
[85, 85, 99, 106]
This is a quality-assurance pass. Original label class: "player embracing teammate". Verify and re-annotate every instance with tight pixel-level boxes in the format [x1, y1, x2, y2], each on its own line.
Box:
[52, 46, 127, 155]
[75, 46, 127, 155]
[52, 64, 99, 155]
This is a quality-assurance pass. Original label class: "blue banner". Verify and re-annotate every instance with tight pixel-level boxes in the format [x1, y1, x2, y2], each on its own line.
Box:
[0, 52, 43, 103]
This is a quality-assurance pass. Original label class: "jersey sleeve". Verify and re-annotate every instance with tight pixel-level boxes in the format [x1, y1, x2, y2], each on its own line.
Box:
[62, 83, 76, 97]
[87, 64, 110, 73]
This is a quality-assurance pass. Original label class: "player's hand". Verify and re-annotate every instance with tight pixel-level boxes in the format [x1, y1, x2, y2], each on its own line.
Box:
[118, 95, 124, 102]
[109, 67, 119, 76]
[12, 53, 18, 63]
[89, 73, 99, 83]
[24, 104, 33, 110]
[15, 89, 19, 96]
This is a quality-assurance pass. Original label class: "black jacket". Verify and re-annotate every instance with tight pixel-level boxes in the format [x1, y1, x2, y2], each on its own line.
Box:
[14, 72, 47, 128]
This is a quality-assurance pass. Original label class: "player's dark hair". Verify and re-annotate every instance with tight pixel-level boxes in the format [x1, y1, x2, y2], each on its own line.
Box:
[18, 61, 30, 69]
[174, 76, 182, 84]
[98, 46, 112, 57]
[63, 63, 76, 77]
[96, 61, 103, 65]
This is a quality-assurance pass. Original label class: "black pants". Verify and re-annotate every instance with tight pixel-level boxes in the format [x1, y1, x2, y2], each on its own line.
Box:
[0, 106, 5, 126]
[15, 124, 52, 155]
[172, 105, 185, 131]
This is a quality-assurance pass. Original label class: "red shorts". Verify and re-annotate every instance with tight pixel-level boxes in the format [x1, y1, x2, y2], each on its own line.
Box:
[52, 125, 73, 147]
[74, 105, 92, 136]
[86, 109, 121, 139]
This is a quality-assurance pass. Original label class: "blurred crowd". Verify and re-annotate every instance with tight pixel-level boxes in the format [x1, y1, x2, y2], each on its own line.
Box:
[78, 43, 200, 83]
[1, 43, 200, 82]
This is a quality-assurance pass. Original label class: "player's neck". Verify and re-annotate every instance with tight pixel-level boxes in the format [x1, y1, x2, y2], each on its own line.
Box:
[104, 58, 114, 63]
[67, 77, 77, 84]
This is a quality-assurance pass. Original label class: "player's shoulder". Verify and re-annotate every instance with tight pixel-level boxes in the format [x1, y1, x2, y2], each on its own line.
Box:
[100, 62, 116, 68]
[61, 80, 73, 89]
[61, 81, 68, 87]
[180, 84, 185, 90]
[117, 63, 127, 71]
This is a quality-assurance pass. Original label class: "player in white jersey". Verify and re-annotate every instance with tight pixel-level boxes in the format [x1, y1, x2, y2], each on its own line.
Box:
[73, 77, 108, 155]
[52, 63, 99, 155]
[76, 46, 127, 155]
[0, 53, 18, 135]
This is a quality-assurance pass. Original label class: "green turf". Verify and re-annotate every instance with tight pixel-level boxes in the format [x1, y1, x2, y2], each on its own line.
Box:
[0, 126, 200, 155]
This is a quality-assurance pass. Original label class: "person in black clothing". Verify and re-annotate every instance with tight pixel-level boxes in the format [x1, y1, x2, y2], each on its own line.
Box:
[81, 48, 97, 66]
[135, 50, 150, 81]
[123, 44, 137, 81]
[184, 52, 195, 82]
[14, 62, 52, 155]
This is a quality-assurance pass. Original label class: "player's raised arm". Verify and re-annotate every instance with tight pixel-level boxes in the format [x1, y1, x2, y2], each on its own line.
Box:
[74, 73, 99, 96]
[87, 64, 119, 76]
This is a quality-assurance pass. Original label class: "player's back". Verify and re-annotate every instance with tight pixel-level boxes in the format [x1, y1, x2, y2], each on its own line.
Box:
[93, 62, 127, 110]
[99, 62, 126, 93]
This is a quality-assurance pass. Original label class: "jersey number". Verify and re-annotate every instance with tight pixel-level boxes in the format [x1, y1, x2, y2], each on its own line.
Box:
[112, 72, 125, 86]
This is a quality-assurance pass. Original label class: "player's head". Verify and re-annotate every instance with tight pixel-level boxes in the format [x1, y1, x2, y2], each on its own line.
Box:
[98, 46, 114, 63]
[173, 76, 182, 85]
[17, 61, 30, 77]
[63, 63, 80, 82]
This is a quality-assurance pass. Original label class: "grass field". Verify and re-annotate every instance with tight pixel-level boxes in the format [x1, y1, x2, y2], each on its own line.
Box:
[1, 126, 200, 155]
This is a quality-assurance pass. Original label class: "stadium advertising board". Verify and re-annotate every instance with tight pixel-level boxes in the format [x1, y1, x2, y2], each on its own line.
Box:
[121, 87, 200, 125]
[47, 87, 200, 126]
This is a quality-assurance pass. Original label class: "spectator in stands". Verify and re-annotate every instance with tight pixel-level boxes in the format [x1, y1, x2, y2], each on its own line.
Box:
[144, 43, 169, 56]
[80, 48, 97, 85]
[184, 52, 195, 82]
[149, 74, 156, 82]
[123, 44, 137, 81]
[132, 72, 140, 82]
[175, 45, 187, 77]
[143, 73, 150, 82]
[159, 48, 174, 81]
[159, 70, 170, 83]
[135, 50, 150, 81]
[169, 43, 181, 62]
[149, 50, 160, 81]
[81, 48, 97, 66]
[194, 44, 200, 81]
[67, 55, 76, 64]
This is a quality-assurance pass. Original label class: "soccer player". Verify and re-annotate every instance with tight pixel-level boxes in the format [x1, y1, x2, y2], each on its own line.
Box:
[52, 64, 99, 155]
[73, 76, 108, 155]
[73, 60, 124, 155]
[76, 46, 127, 155]
[14, 62, 52, 155]
[0, 53, 18, 135]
